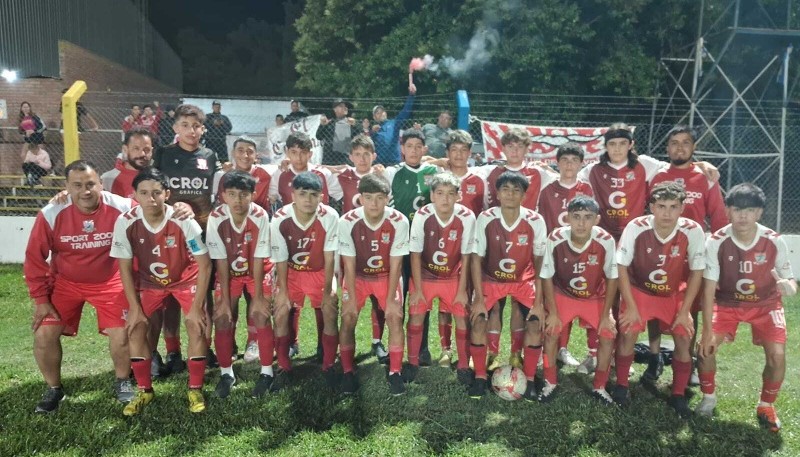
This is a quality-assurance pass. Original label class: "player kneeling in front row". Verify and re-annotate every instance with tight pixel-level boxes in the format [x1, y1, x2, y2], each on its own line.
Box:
[338, 173, 410, 395]
[540, 196, 618, 403]
[469, 171, 547, 399]
[207, 170, 274, 398]
[696, 183, 796, 432]
[407, 172, 476, 385]
[271, 172, 340, 390]
[611, 181, 705, 417]
[112, 168, 212, 415]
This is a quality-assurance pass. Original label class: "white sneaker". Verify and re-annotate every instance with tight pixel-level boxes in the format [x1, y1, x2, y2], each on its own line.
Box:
[558, 348, 580, 367]
[243, 341, 260, 363]
[576, 355, 597, 374]
[695, 394, 717, 417]
[689, 369, 700, 386]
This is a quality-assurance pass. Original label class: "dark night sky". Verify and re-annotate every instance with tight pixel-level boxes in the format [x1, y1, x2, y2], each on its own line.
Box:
[149, 0, 285, 49]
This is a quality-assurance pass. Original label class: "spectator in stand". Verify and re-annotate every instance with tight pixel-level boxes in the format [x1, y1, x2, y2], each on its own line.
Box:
[422, 110, 453, 159]
[371, 82, 416, 165]
[157, 105, 177, 147]
[58, 88, 99, 132]
[317, 98, 361, 166]
[140, 102, 162, 136]
[284, 99, 308, 123]
[122, 104, 143, 133]
[275, 114, 285, 127]
[18, 102, 47, 157]
[204, 101, 233, 162]
[21, 143, 52, 187]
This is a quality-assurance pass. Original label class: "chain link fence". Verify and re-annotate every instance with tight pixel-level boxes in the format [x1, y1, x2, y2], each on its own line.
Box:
[1, 88, 797, 232]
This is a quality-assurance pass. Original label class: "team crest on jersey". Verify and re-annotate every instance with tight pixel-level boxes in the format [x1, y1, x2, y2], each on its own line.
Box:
[381, 231, 391, 244]
[518, 235, 528, 245]
[467, 185, 476, 194]
[754, 253, 767, 265]
[244, 232, 252, 243]
[625, 172, 635, 181]
[587, 255, 598, 266]
[674, 178, 685, 186]
[165, 236, 176, 247]
[82, 220, 95, 233]
[670, 245, 680, 257]
[449, 230, 458, 241]
[197, 158, 208, 170]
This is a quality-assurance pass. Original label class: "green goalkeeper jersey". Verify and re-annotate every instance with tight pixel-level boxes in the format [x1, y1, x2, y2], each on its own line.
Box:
[383, 163, 440, 222]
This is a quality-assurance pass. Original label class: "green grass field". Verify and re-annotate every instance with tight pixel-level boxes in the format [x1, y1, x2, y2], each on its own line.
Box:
[0, 263, 798, 456]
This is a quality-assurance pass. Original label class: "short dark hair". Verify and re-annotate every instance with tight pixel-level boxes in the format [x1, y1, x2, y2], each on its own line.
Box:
[131, 104, 140, 109]
[556, 142, 584, 162]
[221, 170, 256, 193]
[286, 131, 313, 151]
[446, 130, 473, 150]
[276, 114, 284, 120]
[495, 170, 529, 193]
[133, 167, 169, 191]
[358, 173, 391, 195]
[143, 104, 152, 111]
[666, 125, 697, 143]
[649, 181, 686, 204]
[292, 171, 323, 192]
[124, 127, 155, 146]
[232, 136, 257, 150]
[401, 128, 426, 145]
[65, 160, 98, 178]
[725, 182, 766, 209]
[351, 134, 375, 152]
[567, 195, 600, 214]
[173, 104, 206, 124]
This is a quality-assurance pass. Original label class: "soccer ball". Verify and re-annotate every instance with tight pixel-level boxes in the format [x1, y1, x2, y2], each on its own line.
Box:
[491, 365, 526, 401]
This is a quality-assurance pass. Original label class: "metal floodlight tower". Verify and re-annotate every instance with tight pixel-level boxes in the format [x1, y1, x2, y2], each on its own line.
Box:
[653, 0, 798, 231]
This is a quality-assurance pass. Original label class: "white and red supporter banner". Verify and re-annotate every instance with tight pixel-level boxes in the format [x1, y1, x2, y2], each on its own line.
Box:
[266, 114, 324, 164]
[481, 121, 632, 163]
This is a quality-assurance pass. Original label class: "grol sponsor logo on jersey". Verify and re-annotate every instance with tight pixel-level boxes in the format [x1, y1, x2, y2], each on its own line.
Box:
[169, 177, 209, 194]
[495, 258, 517, 280]
[149, 262, 172, 286]
[645, 269, 671, 293]
[568, 276, 592, 297]
[290, 251, 312, 271]
[427, 250, 452, 274]
[363, 255, 386, 274]
[734, 279, 760, 302]
[607, 191, 628, 217]
[231, 255, 250, 277]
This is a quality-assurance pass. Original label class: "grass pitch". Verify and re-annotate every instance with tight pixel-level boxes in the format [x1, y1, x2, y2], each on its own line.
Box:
[0, 263, 798, 456]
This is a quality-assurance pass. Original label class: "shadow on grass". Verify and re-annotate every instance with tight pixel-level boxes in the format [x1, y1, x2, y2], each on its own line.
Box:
[0, 352, 784, 457]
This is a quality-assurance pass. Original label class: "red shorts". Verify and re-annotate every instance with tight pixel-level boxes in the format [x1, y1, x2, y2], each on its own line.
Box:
[140, 285, 199, 317]
[214, 274, 273, 301]
[343, 277, 402, 312]
[620, 287, 690, 336]
[482, 279, 535, 312]
[713, 304, 787, 346]
[409, 279, 467, 317]
[42, 276, 128, 336]
[548, 291, 615, 340]
[287, 269, 326, 309]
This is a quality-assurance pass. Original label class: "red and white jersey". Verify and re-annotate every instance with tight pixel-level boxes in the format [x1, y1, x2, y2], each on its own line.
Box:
[649, 164, 728, 232]
[704, 224, 793, 308]
[540, 226, 617, 300]
[455, 168, 487, 216]
[538, 180, 595, 234]
[337, 166, 366, 213]
[24, 192, 132, 304]
[475, 206, 547, 283]
[268, 164, 343, 205]
[338, 207, 409, 279]
[110, 205, 208, 290]
[213, 164, 278, 212]
[409, 203, 476, 281]
[101, 162, 138, 199]
[579, 155, 664, 240]
[616, 215, 705, 297]
[270, 203, 339, 272]
[483, 163, 556, 210]
[206, 203, 271, 279]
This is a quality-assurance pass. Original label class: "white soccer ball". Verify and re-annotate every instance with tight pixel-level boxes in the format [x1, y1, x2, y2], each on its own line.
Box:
[491, 365, 526, 401]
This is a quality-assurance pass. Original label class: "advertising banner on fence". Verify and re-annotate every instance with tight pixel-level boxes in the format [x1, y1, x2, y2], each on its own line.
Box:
[266, 114, 324, 164]
[481, 121, 631, 163]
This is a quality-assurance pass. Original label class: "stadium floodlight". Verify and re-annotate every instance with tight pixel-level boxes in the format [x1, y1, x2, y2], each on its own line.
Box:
[1, 69, 18, 83]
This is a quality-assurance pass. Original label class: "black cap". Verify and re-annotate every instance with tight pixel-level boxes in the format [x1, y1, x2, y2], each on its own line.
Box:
[332, 98, 353, 109]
